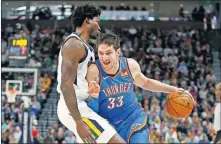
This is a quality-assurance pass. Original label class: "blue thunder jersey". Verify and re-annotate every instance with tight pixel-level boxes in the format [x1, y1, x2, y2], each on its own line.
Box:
[93, 57, 147, 133]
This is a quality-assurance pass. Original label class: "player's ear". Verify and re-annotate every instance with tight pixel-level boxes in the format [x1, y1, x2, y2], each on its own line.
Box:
[116, 49, 121, 56]
[85, 18, 91, 24]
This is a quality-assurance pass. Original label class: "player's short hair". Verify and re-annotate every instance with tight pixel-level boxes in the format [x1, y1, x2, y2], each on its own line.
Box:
[71, 4, 101, 28]
[98, 32, 120, 50]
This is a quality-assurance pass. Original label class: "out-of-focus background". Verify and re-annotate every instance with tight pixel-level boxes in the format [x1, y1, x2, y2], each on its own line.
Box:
[1, 0, 221, 143]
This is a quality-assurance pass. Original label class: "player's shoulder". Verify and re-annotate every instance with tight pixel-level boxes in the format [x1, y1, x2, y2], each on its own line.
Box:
[63, 37, 85, 50]
[61, 37, 86, 58]
[88, 63, 99, 74]
[125, 58, 140, 70]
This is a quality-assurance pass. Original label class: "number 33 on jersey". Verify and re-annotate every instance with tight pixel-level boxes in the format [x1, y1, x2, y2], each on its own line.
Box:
[108, 96, 124, 109]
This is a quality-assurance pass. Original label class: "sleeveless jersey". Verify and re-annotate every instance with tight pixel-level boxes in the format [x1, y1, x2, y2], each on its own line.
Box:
[95, 57, 144, 131]
[57, 33, 95, 101]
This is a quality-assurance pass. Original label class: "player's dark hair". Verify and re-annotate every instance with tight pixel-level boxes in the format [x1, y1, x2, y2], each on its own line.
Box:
[98, 32, 120, 50]
[71, 4, 101, 28]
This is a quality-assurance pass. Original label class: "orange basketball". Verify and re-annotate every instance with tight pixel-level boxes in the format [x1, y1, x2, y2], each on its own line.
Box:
[88, 81, 100, 98]
[165, 91, 194, 119]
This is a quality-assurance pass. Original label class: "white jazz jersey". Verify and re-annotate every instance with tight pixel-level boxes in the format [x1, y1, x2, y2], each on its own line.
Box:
[57, 33, 95, 101]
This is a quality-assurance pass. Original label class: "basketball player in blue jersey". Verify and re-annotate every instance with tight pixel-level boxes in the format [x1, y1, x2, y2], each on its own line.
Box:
[86, 32, 187, 143]
[57, 4, 125, 143]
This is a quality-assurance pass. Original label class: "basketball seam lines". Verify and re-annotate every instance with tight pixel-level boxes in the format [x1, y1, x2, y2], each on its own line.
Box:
[167, 96, 181, 117]
[169, 90, 186, 101]
[171, 99, 192, 110]
[169, 95, 191, 101]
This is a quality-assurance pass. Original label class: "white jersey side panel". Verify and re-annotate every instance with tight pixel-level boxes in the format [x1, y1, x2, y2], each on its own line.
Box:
[57, 33, 95, 101]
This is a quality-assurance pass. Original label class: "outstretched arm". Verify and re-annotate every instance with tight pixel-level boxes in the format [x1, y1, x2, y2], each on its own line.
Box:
[127, 58, 179, 93]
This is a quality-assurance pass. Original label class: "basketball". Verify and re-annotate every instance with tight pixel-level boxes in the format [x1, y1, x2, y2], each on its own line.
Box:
[89, 83, 100, 93]
[165, 91, 194, 119]
[88, 81, 100, 98]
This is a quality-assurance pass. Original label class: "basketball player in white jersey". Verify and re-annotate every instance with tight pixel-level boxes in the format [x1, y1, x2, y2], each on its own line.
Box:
[214, 83, 221, 143]
[56, 4, 125, 143]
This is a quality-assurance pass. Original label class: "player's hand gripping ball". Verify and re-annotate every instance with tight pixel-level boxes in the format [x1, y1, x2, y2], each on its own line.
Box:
[88, 81, 100, 98]
[165, 89, 195, 119]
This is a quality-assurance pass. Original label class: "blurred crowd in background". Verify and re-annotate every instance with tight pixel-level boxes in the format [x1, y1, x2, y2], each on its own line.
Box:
[1, 18, 219, 143]
[7, 2, 219, 22]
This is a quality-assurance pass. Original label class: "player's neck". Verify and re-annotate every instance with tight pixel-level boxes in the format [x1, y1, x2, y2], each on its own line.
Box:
[75, 28, 89, 43]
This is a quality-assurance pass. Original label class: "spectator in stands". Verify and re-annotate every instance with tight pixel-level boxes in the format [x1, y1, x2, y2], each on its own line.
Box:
[13, 126, 22, 143]
[55, 130, 65, 144]
[198, 5, 205, 22]
[50, 59, 58, 73]
[206, 70, 216, 83]
[32, 126, 41, 144]
[4, 108, 11, 122]
[2, 119, 8, 133]
[31, 97, 41, 118]
[168, 53, 179, 68]
[44, 133, 53, 143]
[199, 85, 208, 100]
[17, 107, 23, 123]
[59, 5, 66, 19]
[8, 133, 17, 143]
[65, 131, 77, 143]
[177, 61, 188, 76]
[37, 73, 44, 89]
[179, 7, 184, 18]
[192, 7, 198, 21]
[40, 73, 51, 93]
[1, 131, 9, 144]
[27, 57, 42, 68]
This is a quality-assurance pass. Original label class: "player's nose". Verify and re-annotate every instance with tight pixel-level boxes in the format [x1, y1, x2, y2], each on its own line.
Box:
[102, 55, 108, 61]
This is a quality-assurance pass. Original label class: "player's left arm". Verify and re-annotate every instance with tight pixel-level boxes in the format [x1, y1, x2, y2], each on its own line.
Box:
[86, 63, 100, 97]
[85, 64, 100, 113]
[127, 58, 180, 93]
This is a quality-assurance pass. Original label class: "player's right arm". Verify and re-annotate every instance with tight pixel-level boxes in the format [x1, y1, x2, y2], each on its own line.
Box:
[127, 58, 181, 93]
[60, 38, 96, 143]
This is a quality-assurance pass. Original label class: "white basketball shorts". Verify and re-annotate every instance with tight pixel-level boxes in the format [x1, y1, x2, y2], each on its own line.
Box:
[57, 97, 117, 143]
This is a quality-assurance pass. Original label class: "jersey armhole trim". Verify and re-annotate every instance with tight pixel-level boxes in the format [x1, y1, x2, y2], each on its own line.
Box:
[93, 63, 102, 86]
[61, 35, 88, 64]
[79, 46, 88, 63]
[125, 58, 135, 81]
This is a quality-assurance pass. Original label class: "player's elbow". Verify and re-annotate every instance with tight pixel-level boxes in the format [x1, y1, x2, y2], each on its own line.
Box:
[60, 83, 69, 93]
[142, 78, 152, 88]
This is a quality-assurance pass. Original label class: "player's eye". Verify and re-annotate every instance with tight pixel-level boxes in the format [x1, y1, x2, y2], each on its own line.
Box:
[106, 52, 111, 55]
